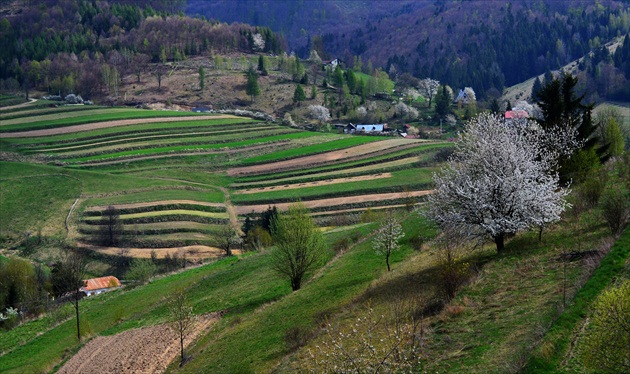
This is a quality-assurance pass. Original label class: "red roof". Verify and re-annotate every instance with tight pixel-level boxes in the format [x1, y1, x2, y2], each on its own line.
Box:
[82, 276, 121, 291]
[505, 110, 529, 119]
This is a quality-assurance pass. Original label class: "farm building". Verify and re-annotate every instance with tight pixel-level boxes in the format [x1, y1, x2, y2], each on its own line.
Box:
[344, 123, 389, 134]
[504, 110, 529, 124]
[81, 276, 122, 297]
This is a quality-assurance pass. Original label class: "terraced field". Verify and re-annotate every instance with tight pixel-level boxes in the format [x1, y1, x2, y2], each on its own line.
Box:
[0, 104, 451, 258]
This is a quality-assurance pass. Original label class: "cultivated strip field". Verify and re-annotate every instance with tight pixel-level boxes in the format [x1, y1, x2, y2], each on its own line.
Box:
[1, 104, 450, 257]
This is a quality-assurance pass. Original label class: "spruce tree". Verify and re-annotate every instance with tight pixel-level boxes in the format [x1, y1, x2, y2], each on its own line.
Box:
[198, 66, 205, 92]
[293, 84, 306, 105]
[245, 66, 260, 102]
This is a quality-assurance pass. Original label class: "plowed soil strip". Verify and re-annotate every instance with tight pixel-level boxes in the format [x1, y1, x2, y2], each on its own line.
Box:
[234, 190, 433, 214]
[58, 314, 220, 374]
[234, 173, 392, 194]
[78, 243, 229, 259]
[231, 156, 421, 187]
[84, 200, 225, 212]
[227, 138, 427, 176]
[0, 115, 238, 138]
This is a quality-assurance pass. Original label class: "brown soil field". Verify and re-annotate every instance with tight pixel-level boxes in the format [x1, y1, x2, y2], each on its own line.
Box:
[84, 200, 226, 212]
[227, 138, 428, 176]
[234, 173, 392, 194]
[57, 313, 221, 374]
[0, 115, 238, 138]
[234, 190, 433, 214]
[78, 243, 236, 260]
[231, 156, 421, 187]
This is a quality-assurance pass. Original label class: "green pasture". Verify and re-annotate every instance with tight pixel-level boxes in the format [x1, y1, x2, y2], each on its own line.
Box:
[0, 174, 81, 238]
[48, 128, 297, 159]
[20, 124, 279, 154]
[0, 109, 210, 133]
[83, 189, 225, 207]
[3, 118, 259, 147]
[0, 105, 104, 121]
[0, 214, 432, 373]
[239, 135, 379, 165]
[82, 209, 228, 221]
[62, 132, 320, 163]
[1, 107, 134, 126]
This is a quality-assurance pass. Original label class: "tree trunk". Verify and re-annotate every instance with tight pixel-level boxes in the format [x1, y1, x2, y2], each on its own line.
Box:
[291, 277, 301, 291]
[386, 253, 391, 272]
[75, 293, 81, 342]
[495, 233, 505, 253]
[180, 335, 185, 366]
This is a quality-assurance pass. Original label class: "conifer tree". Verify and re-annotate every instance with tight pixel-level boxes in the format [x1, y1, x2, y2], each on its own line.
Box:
[293, 84, 306, 105]
[245, 66, 260, 102]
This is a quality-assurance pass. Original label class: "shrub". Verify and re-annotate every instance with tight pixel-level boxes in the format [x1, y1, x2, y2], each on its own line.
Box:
[574, 168, 608, 210]
[284, 326, 312, 352]
[126, 259, 156, 284]
[409, 234, 425, 251]
[600, 188, 630, 237]
[436, 249, 470, 301]
[578, 280, 630, 373]
[332, 237, 352, 253]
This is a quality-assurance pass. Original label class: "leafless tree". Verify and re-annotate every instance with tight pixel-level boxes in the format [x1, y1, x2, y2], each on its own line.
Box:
[168, 292, 196, 366]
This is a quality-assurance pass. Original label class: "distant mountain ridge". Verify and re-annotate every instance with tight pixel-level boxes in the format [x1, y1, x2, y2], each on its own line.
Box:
[187, 0, 630, 98]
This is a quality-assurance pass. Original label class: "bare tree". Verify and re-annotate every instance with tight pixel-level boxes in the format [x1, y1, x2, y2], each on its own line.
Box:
[168, 292, 196, 366]
[217, 223, 241, 256]
[373, 211, 405, 271]
[99, 205, 123, 246]
[425, 113, 575, 252]
[52, 246, 89, 341]
[271, 203, 325, 291]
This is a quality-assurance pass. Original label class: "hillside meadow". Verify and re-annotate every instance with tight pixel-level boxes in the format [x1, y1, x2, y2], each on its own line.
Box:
[0, 100, 628, 373]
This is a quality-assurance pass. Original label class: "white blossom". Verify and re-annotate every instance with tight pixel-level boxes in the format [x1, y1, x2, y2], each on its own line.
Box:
[394, 101, 418, 120]
[425, 113, 576, 252]
[252, 33, 265, 51]
[308, 105, 331, 123]
[373, 212, 405, 271]
[417, 78, 439, 105]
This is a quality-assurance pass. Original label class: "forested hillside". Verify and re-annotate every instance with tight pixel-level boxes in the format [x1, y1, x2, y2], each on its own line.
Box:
[0, 0, 284, 99]
[188, 0, 630, 99]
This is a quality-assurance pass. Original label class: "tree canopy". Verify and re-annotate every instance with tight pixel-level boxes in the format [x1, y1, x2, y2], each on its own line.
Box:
[426, 113, 573, 252]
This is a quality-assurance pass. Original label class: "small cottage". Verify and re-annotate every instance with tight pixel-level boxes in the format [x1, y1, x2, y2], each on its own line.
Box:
[81, 276, 122, 297]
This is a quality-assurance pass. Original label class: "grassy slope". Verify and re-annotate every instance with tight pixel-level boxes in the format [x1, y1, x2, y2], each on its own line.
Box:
[0, 217, 433, 373]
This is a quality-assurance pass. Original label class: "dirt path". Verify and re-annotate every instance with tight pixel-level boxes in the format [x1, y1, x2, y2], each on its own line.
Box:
[0, 98, 37, 111]
[57, 313, 221, 374]
[84, 200, 226, 212]
[227, 138, 428, 176]
[234, 190, 433, 214]
[0, 115, 238, 138]
[234, 173, 392, 194]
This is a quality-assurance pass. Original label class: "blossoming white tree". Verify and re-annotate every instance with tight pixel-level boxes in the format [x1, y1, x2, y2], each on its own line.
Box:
[425, 113, 575, 252]
[308, 105, 331, 124]
[373, 212, 405, 271]
[417, 78, 439, 108]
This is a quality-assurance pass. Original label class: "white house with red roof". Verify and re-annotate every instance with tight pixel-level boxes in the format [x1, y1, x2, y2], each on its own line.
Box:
[81, 276, 122, 297]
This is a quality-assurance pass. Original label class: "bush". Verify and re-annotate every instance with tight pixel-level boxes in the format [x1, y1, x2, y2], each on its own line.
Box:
[437, 249, 470, 301]
[126, 259, 156, 284]
[409, 234, 425, 251]
[578, 280, 630, 373]
[332, 237, 352, 253]
[600, 188, 630, 237]
[574, 168, 608, 210]
[284, 326, 312, 352]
